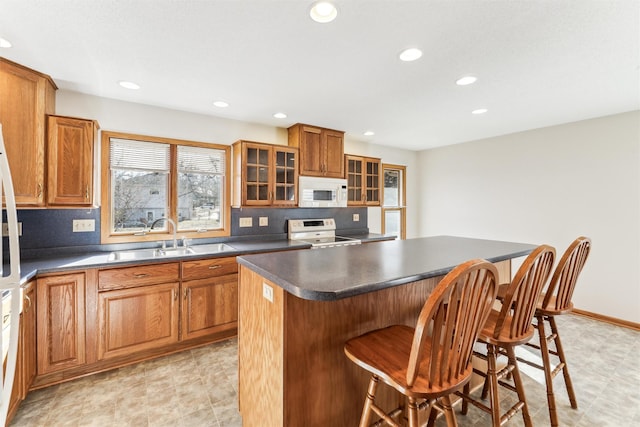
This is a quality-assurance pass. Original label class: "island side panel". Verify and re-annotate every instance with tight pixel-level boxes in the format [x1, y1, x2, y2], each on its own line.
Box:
[283, 276, 442, 426]
[238, 266, 285, 426]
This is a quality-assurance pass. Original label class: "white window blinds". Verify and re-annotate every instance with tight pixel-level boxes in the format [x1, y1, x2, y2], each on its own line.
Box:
[177, 145, 226, 174]
[110, 139, 170, 172]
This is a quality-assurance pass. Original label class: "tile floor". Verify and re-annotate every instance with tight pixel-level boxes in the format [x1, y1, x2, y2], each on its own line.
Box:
[9, 314, 640, 426]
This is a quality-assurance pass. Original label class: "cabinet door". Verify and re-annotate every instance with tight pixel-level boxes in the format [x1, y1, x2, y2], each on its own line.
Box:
[21, 281, 36, 396]
[98, 282, 179, 360]
[181, 274, 238, 341]
[37, 273, 86, 374]
[298, 126, 323, 176]
[364, 158, 381, 206]
[346, 155, 363, 204]
[0, 59, 55, 206]
[272, 146, 297, 206]
[243, 142, 272, 205]
[322, 129, 344, 178]
[47, 116, 96, 206]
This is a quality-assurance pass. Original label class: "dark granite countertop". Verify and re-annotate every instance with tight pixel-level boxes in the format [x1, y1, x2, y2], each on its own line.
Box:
[8, 234, 393, 285]
[236, 235, 537, 301]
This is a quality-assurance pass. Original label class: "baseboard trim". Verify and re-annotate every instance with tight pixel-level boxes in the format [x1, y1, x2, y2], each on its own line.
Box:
[572, 308, 640, 332]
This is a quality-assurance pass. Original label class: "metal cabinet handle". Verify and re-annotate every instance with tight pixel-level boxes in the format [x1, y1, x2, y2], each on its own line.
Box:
[85, 185, 89, 199]
[208, 264, 222, 270]
[173, 289, 178, 301]
[133, 273, 149, 278]
[37, 183, 43, 197]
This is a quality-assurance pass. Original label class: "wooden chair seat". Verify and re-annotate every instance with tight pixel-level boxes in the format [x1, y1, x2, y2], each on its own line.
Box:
[345, 325, 474, 399]
[524, 237, 591, 426]
[496, 237, 591, 427]
[345, 259, 500, 427]
[457, 244, 556, 427]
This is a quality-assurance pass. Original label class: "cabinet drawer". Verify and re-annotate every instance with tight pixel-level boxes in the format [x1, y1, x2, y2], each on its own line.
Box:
[98, 262, 180, 290]
[181, 256, 238, 281]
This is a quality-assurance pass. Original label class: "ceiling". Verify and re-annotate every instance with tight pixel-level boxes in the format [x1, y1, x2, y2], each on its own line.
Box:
[1, 0, 638, 151]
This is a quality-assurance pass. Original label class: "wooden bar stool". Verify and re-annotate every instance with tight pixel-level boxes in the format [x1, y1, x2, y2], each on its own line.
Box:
[458, 244, 556, 427]
[344, 259, 499, 427]
[517, 236, 591, 426]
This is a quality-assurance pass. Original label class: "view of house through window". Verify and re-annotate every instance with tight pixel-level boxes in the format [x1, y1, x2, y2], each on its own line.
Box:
[382, 164, 406, 239]
[102, 131, 230, 243]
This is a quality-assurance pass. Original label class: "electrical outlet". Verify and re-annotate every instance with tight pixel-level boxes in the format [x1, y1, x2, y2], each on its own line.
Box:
[72, 219, 95, 232]
[263, 283, 274, 302]
[259, 217, 268, 227]
[239, 217, 253, 227]
[353, 214, 360, 222]
[2, 222, 22, 237]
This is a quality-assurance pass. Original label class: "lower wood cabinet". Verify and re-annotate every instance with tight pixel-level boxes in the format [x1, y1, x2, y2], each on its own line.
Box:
[181, 274, 238, 341]
[6, 280, 36, 425]
[32, 256, 239, 389]
[36, 272, 86, 375]
[98, 282, 180, 360]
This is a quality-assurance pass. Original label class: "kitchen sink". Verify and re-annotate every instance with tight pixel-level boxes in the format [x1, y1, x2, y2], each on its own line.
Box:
[107, 243, 235, 262]
[188, 243, 235, 254]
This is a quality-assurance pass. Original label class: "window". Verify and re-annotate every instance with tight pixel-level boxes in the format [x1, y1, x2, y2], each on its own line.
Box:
[101, 131, 230, 244]
[382, 164, 406, 239]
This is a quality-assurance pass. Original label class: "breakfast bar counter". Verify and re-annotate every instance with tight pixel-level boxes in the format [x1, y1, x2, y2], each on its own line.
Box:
[236, 236, 536, 426]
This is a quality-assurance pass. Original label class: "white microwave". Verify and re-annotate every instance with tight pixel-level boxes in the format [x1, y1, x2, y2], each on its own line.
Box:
[298, 176, 348, 207]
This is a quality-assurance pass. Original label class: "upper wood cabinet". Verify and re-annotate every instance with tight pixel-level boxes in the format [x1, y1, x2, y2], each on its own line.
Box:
[0, 57, 57, 206]
[288, 124, 344, 178]
[232, 140, 298, 207]
[345, 154, 382, 206]
[47, 115, 99, 206]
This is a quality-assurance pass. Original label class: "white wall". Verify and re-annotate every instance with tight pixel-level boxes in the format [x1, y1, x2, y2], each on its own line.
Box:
[56, 90, 288, 145]
[56, 90, 419, 235]
[417, 111, 640, 323]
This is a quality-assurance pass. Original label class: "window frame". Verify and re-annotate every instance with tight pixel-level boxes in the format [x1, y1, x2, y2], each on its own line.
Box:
[100, 131, 231, 244]
[381, 163, 406, 240]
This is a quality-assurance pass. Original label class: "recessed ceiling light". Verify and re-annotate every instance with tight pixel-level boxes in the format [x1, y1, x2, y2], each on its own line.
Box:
[273, 112, 287, 119]
[472, 108, 488, 115]
[399, 48, 423, 62]
[363, 131, 375, 136]
[213, 101, 229, 108]
[310, 1, 337, 23]
[456, 75, 477, 86]
[119, 81, 140, 90]
[0, 37, 12, 48]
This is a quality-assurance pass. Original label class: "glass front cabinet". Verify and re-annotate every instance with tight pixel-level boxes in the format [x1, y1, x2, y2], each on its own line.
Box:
[233, 141, 298, 207]
[345, 154, 381, 206]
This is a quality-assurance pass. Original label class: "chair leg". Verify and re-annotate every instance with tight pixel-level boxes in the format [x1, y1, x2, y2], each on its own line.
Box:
[440, 395, 459, 427]
[506, 346, 532, 427]
[427, 401, 438, 427]
[461, 382, 470, 415]
[360, 375, 380, 427]
[407, 397, 419, 427]
[549, 316, 578, 409]
[486, 344, 501, 427]
[537, 315, 559, 427]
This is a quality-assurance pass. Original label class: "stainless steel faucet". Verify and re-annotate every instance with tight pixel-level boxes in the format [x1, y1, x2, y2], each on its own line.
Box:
[150, 217, 177, 249]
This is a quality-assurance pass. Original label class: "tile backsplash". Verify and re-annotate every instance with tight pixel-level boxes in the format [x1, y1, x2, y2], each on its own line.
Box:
[3, 207, 368, 257]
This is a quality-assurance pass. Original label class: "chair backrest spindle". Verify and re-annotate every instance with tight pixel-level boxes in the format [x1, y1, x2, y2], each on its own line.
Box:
[542, 237, 591, 312]
[494, 245, 556, 341]
[406, 261, 498, 389]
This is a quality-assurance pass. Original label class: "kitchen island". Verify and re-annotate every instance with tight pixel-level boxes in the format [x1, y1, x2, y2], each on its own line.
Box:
[236, 235, 536, 426]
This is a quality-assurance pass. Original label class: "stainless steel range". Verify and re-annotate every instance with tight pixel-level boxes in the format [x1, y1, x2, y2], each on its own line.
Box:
[288, 218, 361, 249]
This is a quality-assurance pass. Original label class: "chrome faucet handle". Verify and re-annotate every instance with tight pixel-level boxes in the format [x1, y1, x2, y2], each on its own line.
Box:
[182, 237, 191, 247]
